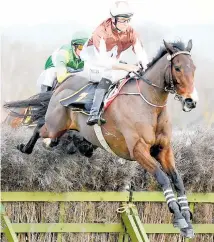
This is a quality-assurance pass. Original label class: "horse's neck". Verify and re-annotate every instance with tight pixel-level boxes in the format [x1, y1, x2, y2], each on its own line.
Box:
[145, 54, 169, 88]
[141, 54, 169, 104]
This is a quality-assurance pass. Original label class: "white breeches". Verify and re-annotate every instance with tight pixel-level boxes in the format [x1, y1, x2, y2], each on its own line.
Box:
[36, 67, 57, 91]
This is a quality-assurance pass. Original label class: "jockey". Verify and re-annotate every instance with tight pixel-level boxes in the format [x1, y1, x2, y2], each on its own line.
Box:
[37, 31, 89, 92]
[80, 0, 149, 126]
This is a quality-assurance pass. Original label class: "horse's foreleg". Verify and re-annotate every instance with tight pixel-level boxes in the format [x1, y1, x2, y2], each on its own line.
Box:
[157, 146, 194, 238]
[132, 138, 188, 229]
[17, 120, 44, 154]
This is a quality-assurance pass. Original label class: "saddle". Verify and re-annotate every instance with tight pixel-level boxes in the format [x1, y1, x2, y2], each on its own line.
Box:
[59, 77, 132, 115]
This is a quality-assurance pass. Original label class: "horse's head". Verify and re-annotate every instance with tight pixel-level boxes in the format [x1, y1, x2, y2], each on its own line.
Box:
[163, 39, 198, 112]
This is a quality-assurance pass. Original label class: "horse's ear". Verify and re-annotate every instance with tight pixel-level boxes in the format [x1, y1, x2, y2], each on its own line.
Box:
[163, 40, 174, 55]
[186, 39, 192, 52]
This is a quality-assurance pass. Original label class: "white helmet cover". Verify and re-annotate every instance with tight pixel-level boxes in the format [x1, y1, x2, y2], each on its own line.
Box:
[110, 1, 134, 18]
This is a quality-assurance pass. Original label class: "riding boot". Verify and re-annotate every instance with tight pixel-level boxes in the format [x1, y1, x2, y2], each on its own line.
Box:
[86, 78, 112, 126]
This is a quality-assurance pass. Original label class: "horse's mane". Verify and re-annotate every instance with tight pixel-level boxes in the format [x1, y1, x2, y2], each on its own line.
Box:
[147, 40, 186, 69]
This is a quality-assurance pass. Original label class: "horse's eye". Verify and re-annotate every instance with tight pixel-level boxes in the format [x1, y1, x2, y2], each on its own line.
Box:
[174, 66, 181, 72]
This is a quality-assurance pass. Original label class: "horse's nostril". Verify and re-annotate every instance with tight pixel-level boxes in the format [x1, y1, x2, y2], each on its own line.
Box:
[185, 98, 193, 104]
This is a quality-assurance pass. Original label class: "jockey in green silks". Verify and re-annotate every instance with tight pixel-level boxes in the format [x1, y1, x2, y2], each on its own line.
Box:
[36, 31, 89, 92]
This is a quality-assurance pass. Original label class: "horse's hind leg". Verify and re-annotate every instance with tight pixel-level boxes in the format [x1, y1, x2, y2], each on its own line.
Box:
[157, 146, 194, 238]
[131, 138, 188, 230]
[17, 119, 44, 154]
[45, 90, 72, 138]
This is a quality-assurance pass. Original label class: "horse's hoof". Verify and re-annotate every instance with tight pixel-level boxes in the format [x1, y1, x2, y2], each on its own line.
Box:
[17, 144, 32, 154]
[180, 228, 195, 238]
[84, 149, 94, 158]
[17, 143, 25, 152]
[25, 149, 33, 154]
[173, 218, 188, 229]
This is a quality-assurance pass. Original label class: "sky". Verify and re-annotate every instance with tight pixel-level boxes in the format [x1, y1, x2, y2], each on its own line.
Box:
[1, 0, 214, 29]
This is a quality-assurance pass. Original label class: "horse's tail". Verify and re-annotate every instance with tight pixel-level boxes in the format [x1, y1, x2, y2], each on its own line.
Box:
[3, 91, 53, 123]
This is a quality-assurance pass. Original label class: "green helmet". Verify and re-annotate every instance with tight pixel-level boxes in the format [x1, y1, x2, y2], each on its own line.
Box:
[71, 31, 89, 46]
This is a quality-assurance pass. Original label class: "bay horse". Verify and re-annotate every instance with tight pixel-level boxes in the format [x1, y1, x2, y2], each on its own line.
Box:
[4, 40, 198, 238]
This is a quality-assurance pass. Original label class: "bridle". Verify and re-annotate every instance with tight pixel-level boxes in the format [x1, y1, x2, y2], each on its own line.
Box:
[164, 51, 191, 94]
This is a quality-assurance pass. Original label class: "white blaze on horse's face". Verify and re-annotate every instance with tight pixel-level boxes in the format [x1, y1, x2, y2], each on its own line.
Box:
[181, 87, 199, 112]
[190, 87, 199, 102]
[172, 54, 198, 112]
